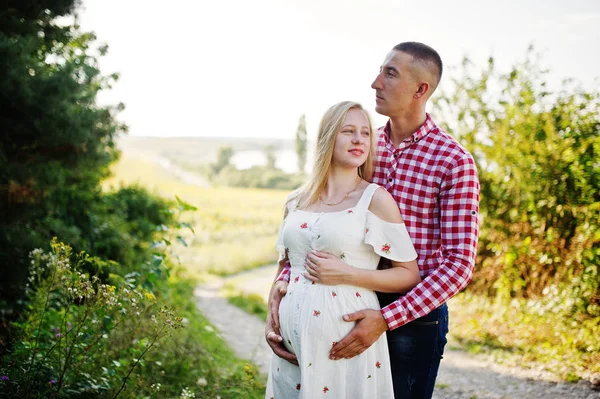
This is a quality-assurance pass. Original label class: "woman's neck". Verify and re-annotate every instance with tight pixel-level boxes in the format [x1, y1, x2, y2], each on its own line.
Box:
[322, 168, 361, 198]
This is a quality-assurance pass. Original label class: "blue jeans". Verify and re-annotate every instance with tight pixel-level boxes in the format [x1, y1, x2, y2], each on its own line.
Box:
[378, 293, 449, 399]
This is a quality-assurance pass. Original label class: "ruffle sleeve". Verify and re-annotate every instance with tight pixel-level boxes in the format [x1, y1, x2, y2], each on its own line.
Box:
[364, 211, 417, 262]
[275, 188, 301, 260]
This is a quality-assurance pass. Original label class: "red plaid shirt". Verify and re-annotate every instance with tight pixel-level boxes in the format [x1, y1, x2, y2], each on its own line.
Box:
[278, 114, 480, 330]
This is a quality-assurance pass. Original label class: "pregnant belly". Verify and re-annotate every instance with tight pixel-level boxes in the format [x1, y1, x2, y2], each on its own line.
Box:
[278, 285, 380, 356]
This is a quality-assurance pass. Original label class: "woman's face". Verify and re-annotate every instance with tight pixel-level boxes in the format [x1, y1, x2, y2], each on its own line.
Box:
[332, 108, 371, 169]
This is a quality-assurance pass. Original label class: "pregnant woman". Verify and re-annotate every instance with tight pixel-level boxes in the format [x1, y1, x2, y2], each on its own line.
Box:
[265, 101, 421, 398]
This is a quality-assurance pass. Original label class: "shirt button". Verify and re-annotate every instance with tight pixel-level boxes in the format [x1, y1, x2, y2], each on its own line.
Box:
[388, 178, 393, 182]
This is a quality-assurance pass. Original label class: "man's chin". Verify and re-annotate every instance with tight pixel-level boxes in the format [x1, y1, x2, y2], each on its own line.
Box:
[374, 105, 390, 116]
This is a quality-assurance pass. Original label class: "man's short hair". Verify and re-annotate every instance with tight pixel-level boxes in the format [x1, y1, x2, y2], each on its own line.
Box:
[393, 42, 443, 88]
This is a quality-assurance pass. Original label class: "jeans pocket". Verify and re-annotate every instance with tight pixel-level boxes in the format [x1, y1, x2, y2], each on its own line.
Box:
[435, 313, 449, 360]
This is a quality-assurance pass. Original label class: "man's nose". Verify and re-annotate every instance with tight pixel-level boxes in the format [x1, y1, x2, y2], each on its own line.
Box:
[371, 73, 382, 89]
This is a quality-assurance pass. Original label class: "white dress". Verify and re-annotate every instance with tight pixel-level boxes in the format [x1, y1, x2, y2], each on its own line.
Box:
[265, 184, 417, 399]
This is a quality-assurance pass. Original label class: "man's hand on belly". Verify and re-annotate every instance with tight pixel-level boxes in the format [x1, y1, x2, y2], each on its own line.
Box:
[329, 309, 388, 360]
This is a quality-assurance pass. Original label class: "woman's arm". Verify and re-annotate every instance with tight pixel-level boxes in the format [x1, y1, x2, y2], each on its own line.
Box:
[304, 188, 420, 292]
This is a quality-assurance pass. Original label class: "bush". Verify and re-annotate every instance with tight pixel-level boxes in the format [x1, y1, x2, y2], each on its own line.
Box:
[0, 240, 183, 398]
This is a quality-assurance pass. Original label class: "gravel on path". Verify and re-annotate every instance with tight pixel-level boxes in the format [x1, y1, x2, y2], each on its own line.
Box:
[194, 267, 599, 399]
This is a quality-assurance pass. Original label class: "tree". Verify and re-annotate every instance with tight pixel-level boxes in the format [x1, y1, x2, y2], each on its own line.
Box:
[0, 0, 130, 305]
[295, 114, 307, 174]
[211, 146, 234, 176]
[264, 144, 277, 170]
[432, 48, 600, 317]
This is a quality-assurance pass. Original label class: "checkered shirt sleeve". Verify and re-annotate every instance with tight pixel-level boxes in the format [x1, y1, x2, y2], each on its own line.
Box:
[276, 261, 291, 282]
[373, 117, 480, 330]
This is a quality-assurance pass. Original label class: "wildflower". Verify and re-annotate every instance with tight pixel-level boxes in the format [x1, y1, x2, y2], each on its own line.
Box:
[55, 333, 62, 338]
[179, 387, 194, 399]
[49, 379, 56, 386]
[1, 375, 8, 382]
[196, 377, 208, 386]
[151, 383, 161, 391]
[144, 291, 156, 301]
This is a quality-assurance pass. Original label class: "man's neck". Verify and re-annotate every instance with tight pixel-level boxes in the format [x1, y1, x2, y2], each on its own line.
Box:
[388, 111, 427, 148]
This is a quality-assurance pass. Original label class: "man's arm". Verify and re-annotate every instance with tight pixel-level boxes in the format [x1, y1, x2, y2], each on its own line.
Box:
[381, 153, 480, 330]
[330, 153, 479, 360]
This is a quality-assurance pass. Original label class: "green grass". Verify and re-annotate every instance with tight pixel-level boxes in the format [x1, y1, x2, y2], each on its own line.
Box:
[448, 292, 600, 382]
[221, 282, 269, 321]
[104, 154, 288, 278]
[131, 279, 266, 398]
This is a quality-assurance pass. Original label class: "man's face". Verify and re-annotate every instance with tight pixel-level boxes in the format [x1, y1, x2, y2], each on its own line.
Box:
[371, 50, 419, 117]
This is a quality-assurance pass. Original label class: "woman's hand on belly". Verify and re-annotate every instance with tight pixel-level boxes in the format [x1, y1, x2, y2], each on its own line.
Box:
[304, 250, 355, 286]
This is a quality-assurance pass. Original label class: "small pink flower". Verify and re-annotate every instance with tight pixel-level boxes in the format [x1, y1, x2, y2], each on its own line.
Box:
[381, 244, 391, 254]
[331, 291, 337, 297]
[365, 228, 369, 233]
[300, 222, 308, 229]
[294, 276, 299, 283]
[355, 292, 361, 297]
[296, 383, 301, 390]
[376, 361, 381, 368]
[323, 386, 329, 393]
[347, 210, 353, 214]
[313, 310, 321, 317]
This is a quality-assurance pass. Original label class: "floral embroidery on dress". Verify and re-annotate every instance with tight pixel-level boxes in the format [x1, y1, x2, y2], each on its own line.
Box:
[347, 210, 353, 214]
[331, 291, 337, 298]
[323, 386, 329, 393]
[307, 362, 312, 367]
[340, 253, 346, 260]
[355, 292, 361, 297]
[300, 222, 308, 229]
[367, 374, 371, 379]
[365, 228, 369, 233]
[296, 383, 301, 390]
[376, 361, 381, 369]
[381, 243, 391, 254]
[313, 310, 321, 317]
[294, 276, 299, 283]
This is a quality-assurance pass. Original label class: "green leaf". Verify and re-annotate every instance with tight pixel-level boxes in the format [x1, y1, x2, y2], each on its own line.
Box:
[175, 195, 198, 211]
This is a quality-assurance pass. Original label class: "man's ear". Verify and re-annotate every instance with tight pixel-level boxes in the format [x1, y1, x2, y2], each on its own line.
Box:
[414, 82, 430, 99]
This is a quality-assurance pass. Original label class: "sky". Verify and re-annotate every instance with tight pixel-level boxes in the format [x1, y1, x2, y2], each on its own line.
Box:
[78, 0, 600, 141]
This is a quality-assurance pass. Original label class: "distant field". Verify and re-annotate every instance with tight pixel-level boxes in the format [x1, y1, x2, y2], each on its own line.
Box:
[117, 135, 297, 168]
[104, 151, 289, 279]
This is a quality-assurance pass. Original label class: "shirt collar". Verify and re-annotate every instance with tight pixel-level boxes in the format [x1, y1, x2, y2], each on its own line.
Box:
[382, 113, 437, 149]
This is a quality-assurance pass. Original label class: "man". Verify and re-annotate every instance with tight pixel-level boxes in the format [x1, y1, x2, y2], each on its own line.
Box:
[266, 42, 480, 398]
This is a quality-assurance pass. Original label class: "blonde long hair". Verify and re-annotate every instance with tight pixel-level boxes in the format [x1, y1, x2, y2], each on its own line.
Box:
[296, 101, 375, 209]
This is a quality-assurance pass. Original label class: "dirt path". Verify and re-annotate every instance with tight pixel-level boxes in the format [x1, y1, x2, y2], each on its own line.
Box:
[194, 265, 599, 399]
